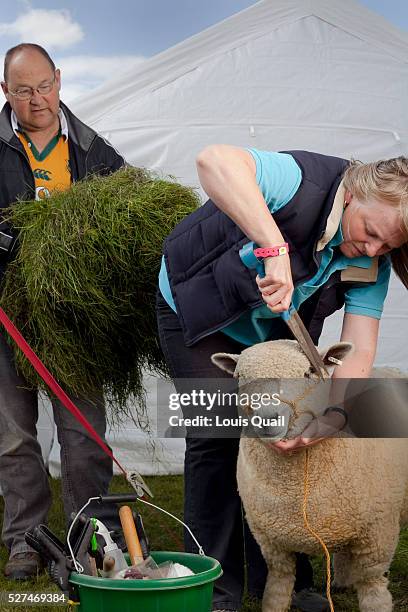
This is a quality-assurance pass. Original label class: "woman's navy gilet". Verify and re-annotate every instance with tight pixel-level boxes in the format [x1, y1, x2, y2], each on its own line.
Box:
[163, 150, 350, 346]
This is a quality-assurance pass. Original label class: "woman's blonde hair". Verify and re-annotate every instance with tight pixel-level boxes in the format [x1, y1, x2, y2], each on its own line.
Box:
[343, 156, 408, 289]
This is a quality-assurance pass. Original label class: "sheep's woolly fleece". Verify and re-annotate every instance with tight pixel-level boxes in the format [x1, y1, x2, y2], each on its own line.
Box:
[234, 339, 314, 380]
[229, 339, 408, 611]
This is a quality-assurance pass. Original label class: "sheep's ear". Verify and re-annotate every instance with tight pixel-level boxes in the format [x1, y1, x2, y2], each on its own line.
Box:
[211, 352, 240, 376]
[320, 342, 354, 367]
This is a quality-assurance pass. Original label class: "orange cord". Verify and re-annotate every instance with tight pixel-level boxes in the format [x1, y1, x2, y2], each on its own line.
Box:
[302, 448, 335, 612]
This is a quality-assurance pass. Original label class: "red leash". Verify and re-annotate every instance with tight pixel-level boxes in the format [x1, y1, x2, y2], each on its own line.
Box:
[0, 306, 127, 477]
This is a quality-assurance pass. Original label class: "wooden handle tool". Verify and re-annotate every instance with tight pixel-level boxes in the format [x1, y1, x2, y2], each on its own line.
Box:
[88, 554, 98, 576]
[119, 505, 144, 565]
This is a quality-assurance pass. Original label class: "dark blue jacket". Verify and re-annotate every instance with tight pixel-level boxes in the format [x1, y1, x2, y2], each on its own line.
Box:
[163, 150, 375, 346]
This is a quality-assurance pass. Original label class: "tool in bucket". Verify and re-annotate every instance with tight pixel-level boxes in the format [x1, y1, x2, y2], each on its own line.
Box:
[239, 241, 328, 379]
[0, 305, 152, 499]
[25, 516, 96, 600]
[119, 505, 144, 565]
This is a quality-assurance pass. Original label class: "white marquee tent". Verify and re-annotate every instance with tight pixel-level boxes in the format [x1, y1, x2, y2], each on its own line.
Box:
[39, 0, 408, 476]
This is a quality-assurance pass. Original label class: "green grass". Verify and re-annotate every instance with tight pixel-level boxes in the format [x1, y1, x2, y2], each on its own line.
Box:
[0, 475, 407, 611]
[0, 167, 199, 416]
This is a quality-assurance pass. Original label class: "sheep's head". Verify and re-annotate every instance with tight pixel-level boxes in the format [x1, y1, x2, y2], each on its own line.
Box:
[211, 339, 352, 441]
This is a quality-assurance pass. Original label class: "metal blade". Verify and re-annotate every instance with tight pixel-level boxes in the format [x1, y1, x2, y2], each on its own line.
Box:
[284, 311, 329, 379]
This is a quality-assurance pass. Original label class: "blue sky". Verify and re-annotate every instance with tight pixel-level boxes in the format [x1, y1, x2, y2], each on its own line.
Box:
[0, 0, 407, 102]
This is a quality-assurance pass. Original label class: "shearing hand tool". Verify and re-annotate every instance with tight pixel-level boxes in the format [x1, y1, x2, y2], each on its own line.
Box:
[239, 241, 328, 379]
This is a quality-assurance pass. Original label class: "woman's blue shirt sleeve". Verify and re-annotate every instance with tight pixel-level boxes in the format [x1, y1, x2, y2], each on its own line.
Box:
[247, 149, 302, 212]
[344, 256, 391, 320]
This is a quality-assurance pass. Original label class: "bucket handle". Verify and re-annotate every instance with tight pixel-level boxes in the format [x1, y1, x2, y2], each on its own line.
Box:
[67, 495, 205, 573]
[138, 497, 205, 557]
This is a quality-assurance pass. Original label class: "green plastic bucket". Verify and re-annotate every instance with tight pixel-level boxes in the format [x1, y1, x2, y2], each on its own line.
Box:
[69, 551, 222, 612]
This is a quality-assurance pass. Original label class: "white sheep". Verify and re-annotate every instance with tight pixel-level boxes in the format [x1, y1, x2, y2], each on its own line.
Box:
[212, 339, 408, 612]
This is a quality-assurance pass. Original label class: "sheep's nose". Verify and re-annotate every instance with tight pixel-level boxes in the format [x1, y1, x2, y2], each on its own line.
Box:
[248, 405, 292, 442]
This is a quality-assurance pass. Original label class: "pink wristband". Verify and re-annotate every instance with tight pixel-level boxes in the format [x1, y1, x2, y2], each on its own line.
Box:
[254, 243, 289, 258]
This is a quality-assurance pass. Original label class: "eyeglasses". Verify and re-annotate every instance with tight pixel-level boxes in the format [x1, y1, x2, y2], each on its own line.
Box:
[7, 76, 56, 101]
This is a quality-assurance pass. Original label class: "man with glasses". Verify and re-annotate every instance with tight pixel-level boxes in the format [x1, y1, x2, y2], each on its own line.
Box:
[0, 43, 125, 580]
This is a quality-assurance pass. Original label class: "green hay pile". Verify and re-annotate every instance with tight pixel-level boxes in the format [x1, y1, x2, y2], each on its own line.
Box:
[0, 167, 199, 417]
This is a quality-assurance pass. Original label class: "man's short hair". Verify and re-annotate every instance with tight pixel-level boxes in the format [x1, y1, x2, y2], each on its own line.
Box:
[3, 43, 56, 81]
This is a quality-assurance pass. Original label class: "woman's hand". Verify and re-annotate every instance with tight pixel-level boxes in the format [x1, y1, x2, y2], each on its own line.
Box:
[268, 411, 347, 454]
[256, 254, 294, 313]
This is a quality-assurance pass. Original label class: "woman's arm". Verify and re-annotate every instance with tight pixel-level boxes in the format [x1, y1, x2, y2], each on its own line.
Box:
[273, 314, 379, 453]
[196, 144, 293, 311]
[196, 144, 284, 246]
[328, 313, 379, 409]
[334, 313, 379, 378]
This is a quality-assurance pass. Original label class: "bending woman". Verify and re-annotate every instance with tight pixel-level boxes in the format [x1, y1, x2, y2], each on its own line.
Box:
[157, 146, 408, 612]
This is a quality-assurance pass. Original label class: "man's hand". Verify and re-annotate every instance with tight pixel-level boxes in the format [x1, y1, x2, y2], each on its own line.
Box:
[268, 411, 347, 454]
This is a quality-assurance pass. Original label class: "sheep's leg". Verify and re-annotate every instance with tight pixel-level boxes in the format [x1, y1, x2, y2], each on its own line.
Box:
[349, 522, 399, 612]
[355, 575, 392, 612]
[261, 549, 296, 612]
